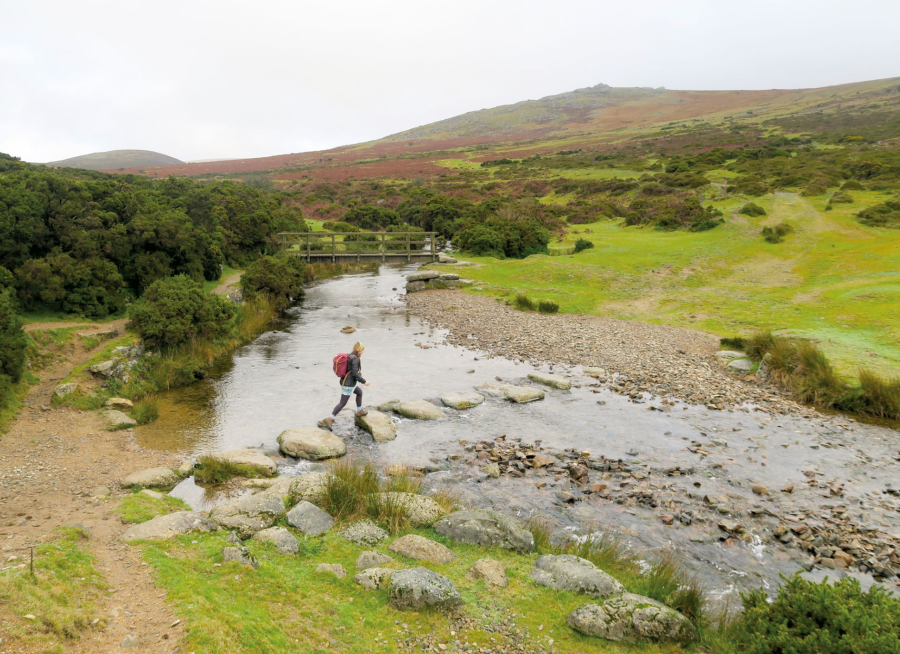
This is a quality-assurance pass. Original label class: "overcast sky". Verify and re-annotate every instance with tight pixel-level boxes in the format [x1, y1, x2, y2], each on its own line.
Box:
[2, 0, 899, 163]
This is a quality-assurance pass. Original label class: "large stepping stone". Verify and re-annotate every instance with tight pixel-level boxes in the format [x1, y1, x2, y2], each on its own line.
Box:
[208, 448, 277, 475]
[256, 472, 328, 504]
[286, 501, 334, 536]
[104, 409, 137, 429]
[374, 492, 446, 526]
[120, 467, 179, 489]
[355, 410, 397, 442]
[356, 551, 394, 570]
[278, 427, 346, 460]
[252, 526, 299, 554]
[389, 568, 462, 611]
[440, 392, 485, 410]
[209, 493, 285, 538]
[476, 382, 545, 403]
[340, 520, 389, 546]
[527, 371, 572, 390]
[434, 510, 535, 552]
[122, 511, 217, 542]
[355, 567, 394, 590]
[394, 399, 445, 420]
[389, 534, 456, 564]
[466, 557, 508, 588]
[407, 270, 440, 282]
[567, 593, 696, 643]
[530, 554, 624, 598]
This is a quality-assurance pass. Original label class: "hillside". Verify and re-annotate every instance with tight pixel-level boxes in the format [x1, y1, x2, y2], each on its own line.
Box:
[46, 149, 183, 170]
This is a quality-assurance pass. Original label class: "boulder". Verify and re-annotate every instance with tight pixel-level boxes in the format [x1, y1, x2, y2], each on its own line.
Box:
[437, 253, 457, 264]
[256, 472, 328, 504]
[92, 485, 112, 498]
[394, 399, 445, 420]
[223, 546, 259, 569]
[434, 510, 535, 552]
[530, 555, 624, 599]
[476, 382, 545, 403]
[715, 350, 746, 363]
[175, 459, 194, 477]
[389, 568, 462, 611]
[53, 382, 78, 399]
[389, 534, 456, 564]
[374, 493, 445, 525]
[90, 359, 118, 376]
[567, 593, 696, 643]
[209, 493, 285, 538]
[278, 427, 346, 460]
[407, 270, 440, 282]
[726, 358, 754, 373]
[120, 467, 179, 489]
[440, 392, 484, 410]
[405, 281, 426, 293]
[316, 563, 346, 579]
[340, 520, 389, 546]
[466, 558, 508, 588]
[355, 410, 397, 442]
[104, 409, 137, 429]
[527, 371, 572, 390]
[208, 448, 277, 475]
[438, 273, 460, 281]
[252, 526, 299, 555]
[285, 501, 334, 536]
[356, 551, 394, 570]
[122, 511, 217, 542]
[355, 567, 394, 590]
[105, 397, 134, 410]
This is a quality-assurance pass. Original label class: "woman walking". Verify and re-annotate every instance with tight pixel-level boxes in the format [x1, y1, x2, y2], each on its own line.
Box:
[322, 342, 369, 430]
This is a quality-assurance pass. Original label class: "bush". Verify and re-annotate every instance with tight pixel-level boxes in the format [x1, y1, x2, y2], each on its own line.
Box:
[841, 180, 864, 190]
[857, 200, 900, 229]
[739, 202, 767, 217]
[801, 183, 829, 196]
[128, 275, 236, 348]
[573, 238, 595, 253]
[241, 254, 306, 310]
[16, 253, 127, 318]
[342, 205, 400, 230]
[761, 223, 794, 243]
[719, 336, 747, 351]
[454, 224, 506, 257]
[731, 575, 900, 654]
[0, 289, 27, 385]
[826, 191, 853, 210]
[514, 293, 535, 311]
[537, 300, 559, 314]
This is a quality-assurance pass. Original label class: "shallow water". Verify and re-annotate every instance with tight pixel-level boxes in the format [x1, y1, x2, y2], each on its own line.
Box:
[142, 265, 900, 604]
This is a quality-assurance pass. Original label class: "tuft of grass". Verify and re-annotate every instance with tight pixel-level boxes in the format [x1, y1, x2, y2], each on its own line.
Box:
[525, 515, 555, 553]
[365, 492, 410, 535]
[114, 492, 190, 524]
[193, 454, 274, 485]
[428, 487, 462, 513]
[761, 222, 794, 243]
[744, 330, 777, 359]
[840, 368, 900, 420]
[320, 458, 381, 520]
[719, 336, 747, 351]
[537, 299, 559, 314]
[513, 292, 535, 311]
[130, 398, 159, 425]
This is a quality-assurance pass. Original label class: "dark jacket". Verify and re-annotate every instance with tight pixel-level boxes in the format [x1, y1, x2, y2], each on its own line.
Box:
[341, 354, 366, 387]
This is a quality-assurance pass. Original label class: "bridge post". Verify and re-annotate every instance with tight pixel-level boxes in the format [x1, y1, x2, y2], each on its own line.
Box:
[406, 233, 411, 262]
[331, 234, 335, 263]
[381, 233, 386, 263]
[356, 233, 360, 264]
[306, 233, 310, 262]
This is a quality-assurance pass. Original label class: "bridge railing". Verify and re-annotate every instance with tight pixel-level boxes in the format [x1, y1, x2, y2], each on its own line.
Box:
[278, 231, 438, 263]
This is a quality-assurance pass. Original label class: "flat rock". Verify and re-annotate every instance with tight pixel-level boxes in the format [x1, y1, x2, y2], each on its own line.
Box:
[209, 493, 285, 538]
[122, 511, 217, 542]
[531, 555, 625, 598]
[582, 367, 607, 378]
[120, 467, 179, 489]
[375, 493, 446, 525]
[316, 563, 346, 579]
[140, 489, 163, 500]
[92, 485, 112, 498]
[105, 397, 134, 410]
[223, 546, 258, 569]
[355, 567, 394, 590]
[104, 409, 136, 429]
[252, 526, 299, 555]
[438, 273, 460, 281]
[389, 568, 462, 611]
[355, 410, 397, 442]
[407, 270, 440, 282]
[567, 593, 696, 643]
[726, 358, 754, 373]
[466, 558, 508, 588]
[257, 472, 328, 504]
[389, 534, 456, 564]
[434, 510, 534, 552]
[53, 382, 78, 399]
[340, 520, 389, 546]
[394, 399, 445, 420]
[209, 448, 277, 475]
[476, 382, 545, 403]
[285, 501, 334, 536]
[440, 391, 485, 410]
[527, 371, 572, 390]
[356, 551, 394, 570]
[715, 350, 746, 362]
[278, 427, 346, 460]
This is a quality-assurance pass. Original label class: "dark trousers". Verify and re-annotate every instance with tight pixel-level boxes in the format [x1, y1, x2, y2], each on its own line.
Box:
[332, 386, 363, 416]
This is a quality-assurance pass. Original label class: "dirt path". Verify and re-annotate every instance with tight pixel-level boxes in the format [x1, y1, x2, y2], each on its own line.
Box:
[211, 271, 242, 296]
[0, 328, 186, 653]
[23, 319, 129, 335]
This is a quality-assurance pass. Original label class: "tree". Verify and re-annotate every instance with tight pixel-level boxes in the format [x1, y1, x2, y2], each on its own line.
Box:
[241, 255, 306, 310]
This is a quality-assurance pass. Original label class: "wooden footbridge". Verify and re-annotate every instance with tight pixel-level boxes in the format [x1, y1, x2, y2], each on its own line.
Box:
[278, 231, 439, 263]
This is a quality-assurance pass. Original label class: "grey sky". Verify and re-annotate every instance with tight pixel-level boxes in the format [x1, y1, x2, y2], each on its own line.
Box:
[2, 0, 899, 163]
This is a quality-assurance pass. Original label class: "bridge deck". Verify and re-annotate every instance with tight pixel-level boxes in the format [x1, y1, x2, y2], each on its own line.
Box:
[278, 231, 438, 263]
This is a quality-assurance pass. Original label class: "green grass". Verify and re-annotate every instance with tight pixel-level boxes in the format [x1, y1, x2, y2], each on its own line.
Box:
[194, 454, 275, 485]
[113, 491, 191, 524]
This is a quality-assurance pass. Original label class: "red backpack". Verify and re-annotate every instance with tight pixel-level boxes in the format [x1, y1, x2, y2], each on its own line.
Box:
[333, 353, 349, 379]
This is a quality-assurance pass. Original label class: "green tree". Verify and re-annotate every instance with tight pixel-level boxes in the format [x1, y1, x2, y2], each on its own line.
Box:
[241, 255, 306, 310]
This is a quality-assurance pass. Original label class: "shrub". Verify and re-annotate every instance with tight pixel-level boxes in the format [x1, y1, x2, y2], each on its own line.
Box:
[128, 275, 236, 349]
[800, 183, 828, 196]
[537, 300, 559, 314]
[730, 575, 900, 654]
[573, 238, 595, 253]
[0, 289, 27, 385]
[826, 191, 853, 210]
[514, 293, 535, 311]
[739, 202, 767, 217]
[455, 224, 505, 257]
[241, 254, 306, 310]
[16, 253, 127, 318]
[761, 223, 794, 243]
[857, 200, 900, 229]
[342, 205, 400, 230]
[841, 180, 864, 190]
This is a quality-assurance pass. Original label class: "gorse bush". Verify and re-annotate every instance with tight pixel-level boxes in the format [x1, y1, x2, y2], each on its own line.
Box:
[738, 202, 767, 217]
[761, 222, 794, 243]
[573, 237, 594, 253]
[0, 289, 27, 414]
[857, 200, 900, 228]
[241, 254, 306, 310]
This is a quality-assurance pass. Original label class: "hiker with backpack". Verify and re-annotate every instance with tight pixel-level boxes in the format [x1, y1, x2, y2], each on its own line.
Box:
[321, 342, 369, 431]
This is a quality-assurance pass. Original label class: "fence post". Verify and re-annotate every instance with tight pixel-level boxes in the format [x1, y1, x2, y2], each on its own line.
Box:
[331, 234, 335, 263]
[406, 233, 411, 262]
[306, 233, 310, 262]
[357, 233, 360, 263]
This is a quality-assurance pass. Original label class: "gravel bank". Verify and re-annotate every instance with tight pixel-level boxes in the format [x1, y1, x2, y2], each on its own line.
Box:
[407, 290, 810, 416]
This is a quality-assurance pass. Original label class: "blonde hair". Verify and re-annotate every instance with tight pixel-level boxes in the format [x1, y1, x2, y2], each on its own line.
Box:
[352, 342, 365, 354]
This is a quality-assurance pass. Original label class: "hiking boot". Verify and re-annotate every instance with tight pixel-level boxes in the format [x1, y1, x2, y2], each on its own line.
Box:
[355, 409, 368, 417]
[321, 416, 334, 431]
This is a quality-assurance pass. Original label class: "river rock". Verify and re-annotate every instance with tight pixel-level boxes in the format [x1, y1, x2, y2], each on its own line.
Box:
[466, 558, 508, 588]
[120, 467, 179, 489]
[356, 551, 394, 570]
[53, 382, 78, 399]
[175, 459, 194, 477]
[340, 520, 389, 546]
[583, 367, 607, 378]
[375, 493, 445, 525]
[252, 526, 300, 555]
[389, 534, 456, 564]
[285, 501, 334, 536]
[389, 568, 462, 611]
[257, 472, 328, 504]
[122, 511, 217, 542]
[278, 427, 346, 460]
[531, 554, 624, 598]
[355, 410, 397, 442]
[140, 489, 163, 500]
[715, 350, 746, 363]
[439, 273, 460, 281]
[437, 253, 457, 264]
[406, 281, 426, 293]
[726, 358, 753, 373]
[567, 593, 696, 643]
[355, 567, 394, 590]
[440, 391, 484, 410]
[104, 409, 136, 429]
[105, 397, 134, 410]
[209, 493, 285, 538]
[434, 510, 535, 552]
[209, 448, 277, 475]
[527, 371, 572, 390]
[394, 399, 445, 420]
[476, 382, 545, 403]
[90, 359, 118, 376]
[92, 485, 112, 498]
[407, 270, 440, 282]
[316, 563, 346, 579]
[223, 546, 259, 569]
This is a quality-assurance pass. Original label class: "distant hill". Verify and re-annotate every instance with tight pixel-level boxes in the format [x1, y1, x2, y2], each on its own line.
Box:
[45, 149, 183, 171]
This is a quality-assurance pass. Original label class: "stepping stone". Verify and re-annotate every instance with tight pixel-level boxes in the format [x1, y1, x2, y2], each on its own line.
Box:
[340, 520, 388, 546]
[530, 554, 624, 598]
[316, 563, 346, 579]
[355, 567, 393, 590]
[582, 367, 607, 378]
[355, 410, 397, 442]
[389, 534, 456, 564]
[466, 557, 508, 588]
[568, 593, 696, 643]
[285, 501, 334, 536]
[393, 399, 445, 420]
[208, 448, 277, 475]
[278, 427, 346, 460]
[120, 467, 179, 489]
[356, 551, 394, 570]
[440, 391, 484, 410]
[389, 568, 462, 611]
[476, 382, 544, 403]
[104, 409, 136, 429]
[374, 492, 446, 525]
[105, 397, 134, 410]
[527, 371, 572, 390]
[122, 511, 217, 542]
[209, 493, 285, 539]
[407, 270, 440, 282]
[434, 509, 535, 552]
[252, 526, 299, 555]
